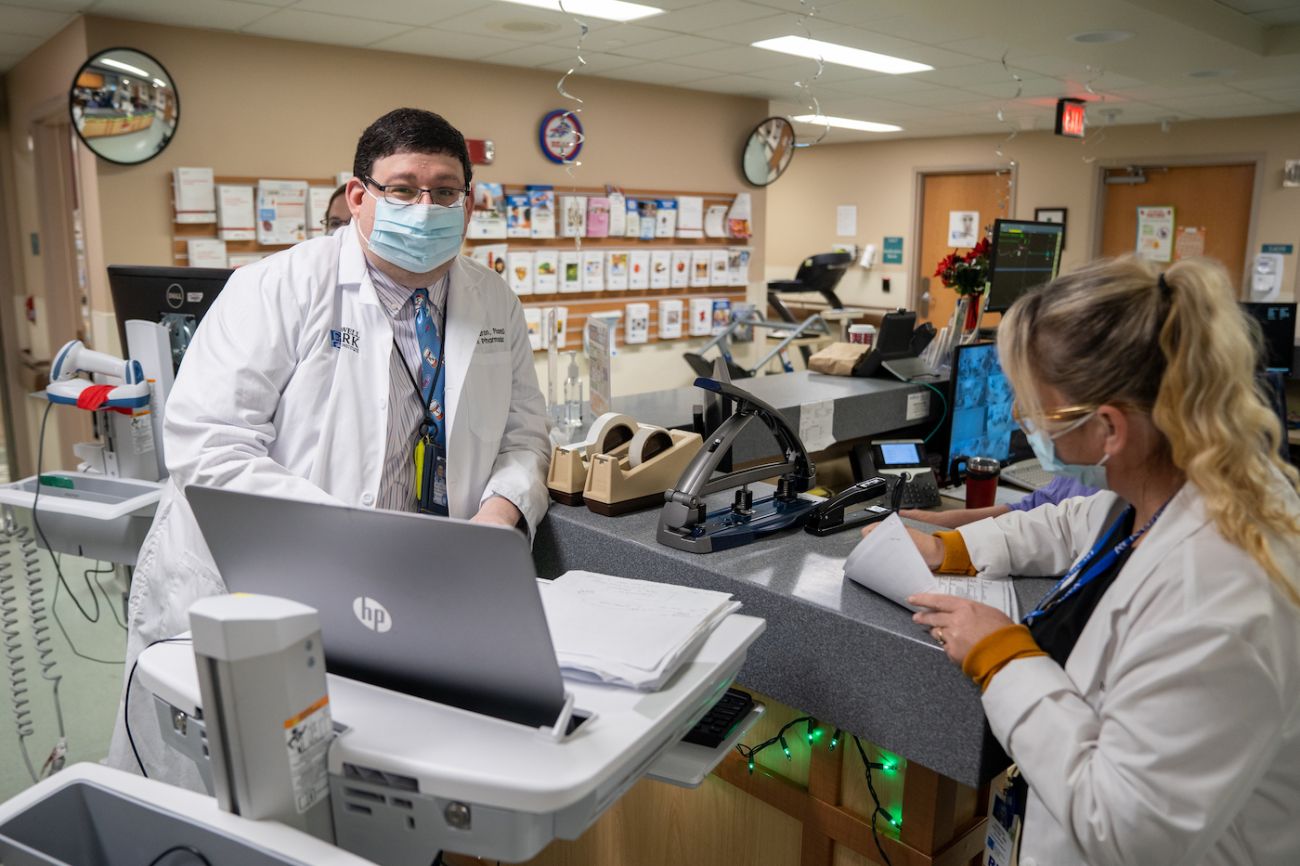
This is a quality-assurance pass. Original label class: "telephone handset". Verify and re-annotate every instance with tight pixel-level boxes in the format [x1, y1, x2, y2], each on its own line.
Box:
[861, 438, 942, 509]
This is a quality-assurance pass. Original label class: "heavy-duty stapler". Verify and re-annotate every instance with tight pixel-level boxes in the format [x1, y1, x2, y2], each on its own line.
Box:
[804, 474, 906, 536]
[658, 378, 817, 553]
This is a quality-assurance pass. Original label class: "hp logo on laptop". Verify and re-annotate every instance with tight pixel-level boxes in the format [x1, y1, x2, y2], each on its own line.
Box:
[352, 596, 392, 633]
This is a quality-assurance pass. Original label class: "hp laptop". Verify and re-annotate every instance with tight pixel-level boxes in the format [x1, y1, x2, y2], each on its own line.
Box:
[186, 486, 566, 730]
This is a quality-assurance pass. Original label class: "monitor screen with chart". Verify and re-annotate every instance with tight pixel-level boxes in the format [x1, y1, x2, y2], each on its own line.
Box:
[985, 220, 1065, 313]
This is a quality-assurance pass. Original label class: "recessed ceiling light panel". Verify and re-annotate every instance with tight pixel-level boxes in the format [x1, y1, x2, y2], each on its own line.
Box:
[791, 114, 903, 133]
[753, 36, 932, 74]
[494, 0, 664, 22]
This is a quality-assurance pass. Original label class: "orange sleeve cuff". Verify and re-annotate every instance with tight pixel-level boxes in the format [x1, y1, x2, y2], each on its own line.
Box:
[962, 625, 1047, 691]
[934, 530, 978, 576]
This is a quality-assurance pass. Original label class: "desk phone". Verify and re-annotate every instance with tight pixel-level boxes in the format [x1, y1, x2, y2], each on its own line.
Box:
[862, 439, 942, 509]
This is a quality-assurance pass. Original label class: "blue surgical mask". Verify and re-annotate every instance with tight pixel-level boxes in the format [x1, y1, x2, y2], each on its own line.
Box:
[1025, 412, 1111, 489]
[365, 192, 464, 274]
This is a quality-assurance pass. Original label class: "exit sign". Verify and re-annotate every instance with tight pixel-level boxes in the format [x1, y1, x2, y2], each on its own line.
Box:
[1055, 99, 1087, 138]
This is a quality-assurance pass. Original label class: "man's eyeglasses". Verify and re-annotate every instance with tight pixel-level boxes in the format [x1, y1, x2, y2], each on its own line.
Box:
[320, 217, 350, 231]
[364, 176, 469, 208]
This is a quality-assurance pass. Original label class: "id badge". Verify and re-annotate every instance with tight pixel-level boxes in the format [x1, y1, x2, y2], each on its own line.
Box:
[414, 435, 449, 516]
[983, 765, 1024, 866]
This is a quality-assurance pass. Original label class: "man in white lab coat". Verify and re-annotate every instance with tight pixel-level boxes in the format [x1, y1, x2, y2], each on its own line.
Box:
[108, 108, 551, 782]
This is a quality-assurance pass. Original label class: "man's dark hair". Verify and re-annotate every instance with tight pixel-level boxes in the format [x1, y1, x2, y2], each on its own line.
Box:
[352, 108, 473, 187]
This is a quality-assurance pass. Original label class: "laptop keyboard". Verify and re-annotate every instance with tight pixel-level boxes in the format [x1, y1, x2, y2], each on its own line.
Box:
[1001, 459, 1054, 491]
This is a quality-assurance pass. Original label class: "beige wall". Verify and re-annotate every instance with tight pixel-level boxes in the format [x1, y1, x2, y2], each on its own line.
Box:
[766, 113, 1300, 317]
[77, 16, 768, 398]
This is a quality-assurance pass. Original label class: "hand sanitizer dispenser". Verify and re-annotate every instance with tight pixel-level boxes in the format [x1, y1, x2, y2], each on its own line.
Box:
[1252, 253, 1285, 300]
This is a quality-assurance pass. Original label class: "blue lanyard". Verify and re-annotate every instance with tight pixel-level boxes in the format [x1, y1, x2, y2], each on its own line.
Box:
[1022, 500, 1170, 626]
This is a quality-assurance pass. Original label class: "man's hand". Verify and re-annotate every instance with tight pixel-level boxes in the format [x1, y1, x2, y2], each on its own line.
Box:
[471, 495, 523, 530]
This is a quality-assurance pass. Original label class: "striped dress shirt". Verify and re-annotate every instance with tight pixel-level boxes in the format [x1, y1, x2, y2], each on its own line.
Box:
[367, 261, 449, 512]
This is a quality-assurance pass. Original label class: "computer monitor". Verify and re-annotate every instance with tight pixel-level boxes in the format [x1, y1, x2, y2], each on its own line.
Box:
[985, 219, 1065, 313]
[108, 265, 232, 372]
[947, 342, 1017, 471]
[1240, 302, 1296, 375]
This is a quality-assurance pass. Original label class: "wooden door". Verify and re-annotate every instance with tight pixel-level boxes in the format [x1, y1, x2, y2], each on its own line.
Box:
[915, 171, 1009, 328]
[1099, 163, 1255, 293]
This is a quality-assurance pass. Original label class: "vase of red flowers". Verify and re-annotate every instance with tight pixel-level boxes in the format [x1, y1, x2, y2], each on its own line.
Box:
[934, 237, 990, 336]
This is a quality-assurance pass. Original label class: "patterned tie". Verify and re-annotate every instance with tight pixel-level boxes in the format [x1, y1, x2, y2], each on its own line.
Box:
[413, 287, 445, 448]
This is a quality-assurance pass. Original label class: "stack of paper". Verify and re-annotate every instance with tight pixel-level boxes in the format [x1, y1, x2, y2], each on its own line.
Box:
[843, 513, 1018, 619]
[539, 571, 741, 691]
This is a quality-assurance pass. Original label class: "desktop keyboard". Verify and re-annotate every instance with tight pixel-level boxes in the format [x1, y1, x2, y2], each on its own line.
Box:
[1000, 459, 1054, 492]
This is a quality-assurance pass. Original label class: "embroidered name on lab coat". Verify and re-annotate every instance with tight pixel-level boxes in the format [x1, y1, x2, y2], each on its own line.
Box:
[330, 327, 360, 352]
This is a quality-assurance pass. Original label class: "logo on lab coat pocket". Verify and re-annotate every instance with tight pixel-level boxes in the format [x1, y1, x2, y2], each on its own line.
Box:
[330, 327, 360, 353]
[352, 596, 392, 632]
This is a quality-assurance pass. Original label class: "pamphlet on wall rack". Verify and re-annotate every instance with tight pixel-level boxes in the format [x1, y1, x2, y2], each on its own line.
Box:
[843, 513, 1019, 619]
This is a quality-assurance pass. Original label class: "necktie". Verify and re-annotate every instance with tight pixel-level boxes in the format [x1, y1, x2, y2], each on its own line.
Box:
[412, 287, 448, 514]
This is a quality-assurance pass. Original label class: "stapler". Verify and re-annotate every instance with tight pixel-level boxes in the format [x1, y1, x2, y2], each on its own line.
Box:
[584, 426, 704, 516]
[546, 412, 638, 505]
[658, 378, 818, 554]
[804, 474, 906, 536]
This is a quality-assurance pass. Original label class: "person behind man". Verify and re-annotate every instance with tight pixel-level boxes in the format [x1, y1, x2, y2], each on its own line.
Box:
[108, 107, 551, 783]
[322, 182, 350, 233]
[876, 256, 1300, 864]
[900, 475, 1098, 529]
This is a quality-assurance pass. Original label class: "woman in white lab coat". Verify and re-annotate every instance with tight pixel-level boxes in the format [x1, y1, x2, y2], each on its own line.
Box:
[894, 256, 1300, 865]
[107, 109, 552, 784]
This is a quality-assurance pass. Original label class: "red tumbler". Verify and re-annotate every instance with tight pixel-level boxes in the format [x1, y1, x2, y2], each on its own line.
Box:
[965, 456, 1001, 509]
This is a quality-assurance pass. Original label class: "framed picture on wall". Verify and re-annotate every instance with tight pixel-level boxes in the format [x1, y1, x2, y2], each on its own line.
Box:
[1034, 207, 1067, 248]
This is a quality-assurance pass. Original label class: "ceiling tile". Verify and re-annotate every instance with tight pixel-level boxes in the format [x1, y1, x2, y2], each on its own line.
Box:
[1256, 87, 1300, 103]
[0, 4, 73, 37]
[241, 8, 412, 45]
[433, 4, 613, 44]
[1152, 91, 1273, 112]
[1252, 8, 1300, 24]
[370, 27, 528, 58]
[536, 50, 649, 73]
[643, 0, 776, 34]
[935, 36, 1026, 63]
[480, 41, 575, 66]
[542, 22, 676, 53]
[289, 0, 482, 26]
[670, 43, 805, 73]
[79, 0, 279, 30]
[813, 0, 913, 28]
[1230, 73, 1300, 90]
[0, 0, 94, 11]
[694, 12, 807, 46]
[914, 61, 1032, 87]
[610, 33, 733, 60]
[1108, 82, 1236, 100]
[964, 76, 1070, 100]
[849, 13, 977, 45]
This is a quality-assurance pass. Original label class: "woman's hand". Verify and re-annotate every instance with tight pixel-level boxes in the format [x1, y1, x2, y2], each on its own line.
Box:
[861, 522, 945, 570]
[908, 593, 1015, 664]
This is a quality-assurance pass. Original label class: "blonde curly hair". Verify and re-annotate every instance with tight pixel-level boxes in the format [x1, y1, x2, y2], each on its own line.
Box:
[998, 255, 1300, 604]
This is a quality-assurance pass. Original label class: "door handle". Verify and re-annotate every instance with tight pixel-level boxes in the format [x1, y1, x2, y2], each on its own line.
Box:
[919, 277, 931, 318]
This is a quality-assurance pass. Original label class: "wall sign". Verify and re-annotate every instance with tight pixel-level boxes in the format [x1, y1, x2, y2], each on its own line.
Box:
[539, 109, 583, 165]
[1262, 243, 1294, 255]
[883, 236, 904, 265]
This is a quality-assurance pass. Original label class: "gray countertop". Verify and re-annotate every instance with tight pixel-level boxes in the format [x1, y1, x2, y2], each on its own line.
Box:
[534, 489, 1051, 788]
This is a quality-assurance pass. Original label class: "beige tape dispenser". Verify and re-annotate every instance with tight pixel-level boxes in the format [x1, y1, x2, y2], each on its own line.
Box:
[584, 424, 704, 516]
[546, 413, 637, 505]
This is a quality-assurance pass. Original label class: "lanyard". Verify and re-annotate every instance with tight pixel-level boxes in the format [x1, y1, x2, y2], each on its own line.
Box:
[1022, 499, 1171, 626]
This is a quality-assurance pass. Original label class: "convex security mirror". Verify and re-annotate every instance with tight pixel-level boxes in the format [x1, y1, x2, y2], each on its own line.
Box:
[741, 116, 796, 187]
[70, 48, 179, 165]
